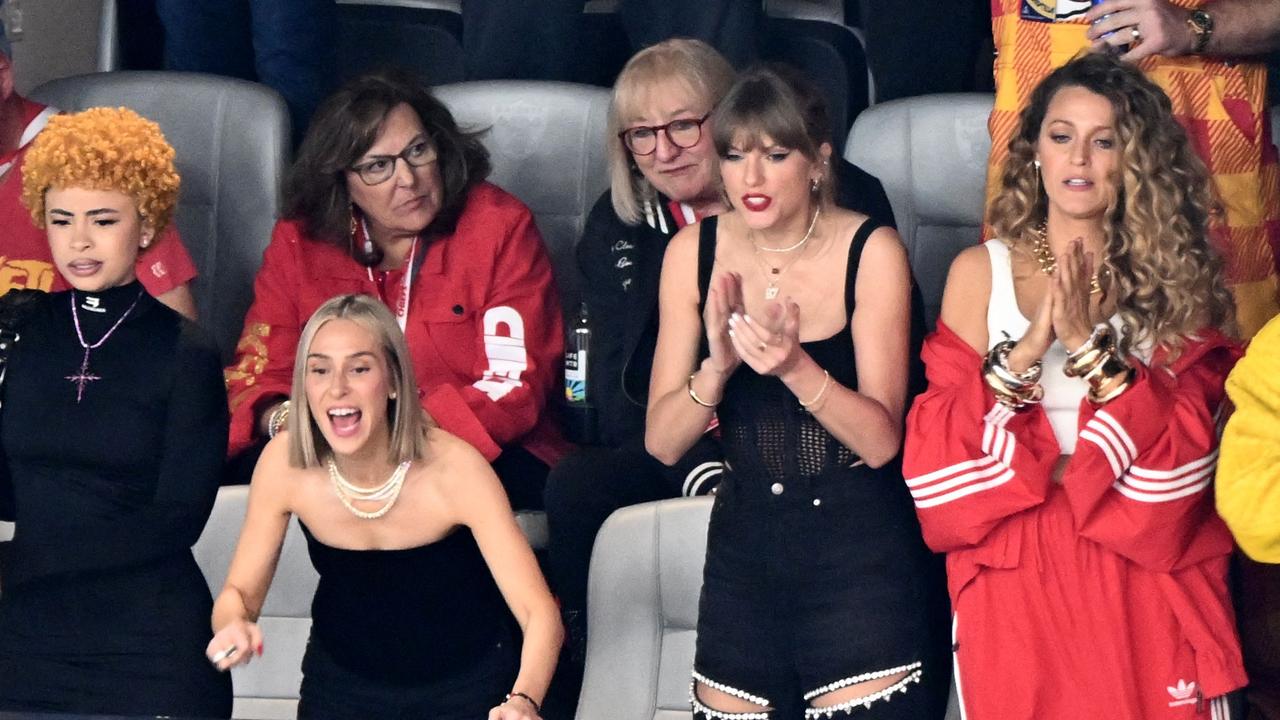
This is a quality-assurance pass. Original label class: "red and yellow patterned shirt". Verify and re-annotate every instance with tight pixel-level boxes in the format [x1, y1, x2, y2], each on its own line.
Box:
[986, 0, 1280, 336]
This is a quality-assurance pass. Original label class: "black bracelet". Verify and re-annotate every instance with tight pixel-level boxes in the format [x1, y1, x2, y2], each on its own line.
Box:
[505, 691, 541, 713]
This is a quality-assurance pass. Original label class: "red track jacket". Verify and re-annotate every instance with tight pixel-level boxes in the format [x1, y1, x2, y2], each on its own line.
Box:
[226, 182, 570, 465]
[904, 321, 1247, 719]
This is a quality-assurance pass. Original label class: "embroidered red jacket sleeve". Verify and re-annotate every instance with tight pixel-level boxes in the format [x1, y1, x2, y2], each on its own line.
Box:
[903, 321, 1060, 552]
[224, 222, 303, 455]
[421, 207, 564, 461]
[1062, 331, 1241, 572]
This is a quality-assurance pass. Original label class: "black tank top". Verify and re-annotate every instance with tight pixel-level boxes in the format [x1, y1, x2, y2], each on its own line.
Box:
[300, 521, 510, 684]
[697, 216, 882, 480]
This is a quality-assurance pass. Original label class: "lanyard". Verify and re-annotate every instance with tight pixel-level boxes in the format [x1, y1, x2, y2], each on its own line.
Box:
[362, 219, 422, 333]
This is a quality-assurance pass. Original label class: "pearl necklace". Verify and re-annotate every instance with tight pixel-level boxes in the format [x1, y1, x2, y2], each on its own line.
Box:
[328, 458, 411, 520]
[1031, 222, 1104, 295]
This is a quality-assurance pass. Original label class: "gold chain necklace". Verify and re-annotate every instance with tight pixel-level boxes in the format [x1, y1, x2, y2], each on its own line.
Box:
[1031, 223, 1104, 295]
[751, 207, 821, 300]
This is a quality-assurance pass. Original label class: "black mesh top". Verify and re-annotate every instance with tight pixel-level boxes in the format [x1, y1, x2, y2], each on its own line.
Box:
[697, 216, 883, 481]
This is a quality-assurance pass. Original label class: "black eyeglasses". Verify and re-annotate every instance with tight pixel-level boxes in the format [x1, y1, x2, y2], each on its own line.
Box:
[349, 138, 438, 186]
[618, 113, 711, 156]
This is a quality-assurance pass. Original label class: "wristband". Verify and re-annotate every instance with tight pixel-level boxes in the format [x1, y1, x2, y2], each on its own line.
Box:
[505, 691, 541, 713]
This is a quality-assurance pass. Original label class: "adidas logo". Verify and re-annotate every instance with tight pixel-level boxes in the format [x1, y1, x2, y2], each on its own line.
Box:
[1167, 679, 1197, 707]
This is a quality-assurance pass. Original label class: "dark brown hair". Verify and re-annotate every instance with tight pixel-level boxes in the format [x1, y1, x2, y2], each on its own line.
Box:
[711, 66, 834, 205]
[283, 68, 491, 263]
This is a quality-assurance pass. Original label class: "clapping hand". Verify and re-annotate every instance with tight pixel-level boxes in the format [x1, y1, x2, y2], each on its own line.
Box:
[727, 297, 805, 378]
[704, 271, 744, 376]
[1050, 239, 1099, 351]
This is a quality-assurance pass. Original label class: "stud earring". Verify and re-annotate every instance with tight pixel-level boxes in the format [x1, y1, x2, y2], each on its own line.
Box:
[1033, 159, 1041, 170]
[810, 177, 820, 193]
[389, 391, 397, 400]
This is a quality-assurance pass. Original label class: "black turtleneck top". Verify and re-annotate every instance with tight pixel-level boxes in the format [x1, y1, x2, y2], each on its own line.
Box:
[0, 280, 228, 588]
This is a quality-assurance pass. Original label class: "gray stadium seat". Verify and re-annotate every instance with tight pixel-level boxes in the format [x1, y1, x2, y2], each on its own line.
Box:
[194, 485, 318, 720]
[29, 72, 290, 363]
[434, 80, 612, 319]
[845, 93, 993, 329]
[576, 497, 713, 720]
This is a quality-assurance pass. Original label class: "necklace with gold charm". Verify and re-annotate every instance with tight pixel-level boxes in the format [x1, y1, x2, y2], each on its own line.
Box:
[751, 206, 821, 301]
[1031, 222, 1105, 295]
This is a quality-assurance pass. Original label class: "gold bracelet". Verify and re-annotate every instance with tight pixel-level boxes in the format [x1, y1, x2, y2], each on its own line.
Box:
[687, 373, 718, 408]
[1088, 365, 1135, 404]
[797, 369, 832, 412]
[268, 400, 291, 439]
[982, 340, 1044, 409]
[1084, 352, 1135, 404]
[1064, 324, 1114, 378]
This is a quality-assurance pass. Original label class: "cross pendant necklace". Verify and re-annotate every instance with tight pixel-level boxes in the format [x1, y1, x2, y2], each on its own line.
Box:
[66, 288, 145, 403]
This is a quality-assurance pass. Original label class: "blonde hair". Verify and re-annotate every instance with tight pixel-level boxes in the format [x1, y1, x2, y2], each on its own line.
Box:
[21, 106, 179, 236]
[990, 53, 1234, 359]
[607, 38, 735, 225]
[288, 294, 430, 468]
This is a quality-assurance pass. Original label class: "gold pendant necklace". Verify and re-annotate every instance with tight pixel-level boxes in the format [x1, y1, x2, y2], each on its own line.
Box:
[1031, 222, 1105, 295]
[751, 206, 821, 300]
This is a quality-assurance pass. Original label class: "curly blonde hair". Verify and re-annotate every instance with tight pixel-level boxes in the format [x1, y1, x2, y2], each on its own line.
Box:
[20, 106, 180, 236]
[990, 53, 1234, 359]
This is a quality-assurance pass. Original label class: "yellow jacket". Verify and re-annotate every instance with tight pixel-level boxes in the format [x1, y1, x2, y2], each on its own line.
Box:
[1218, 315, 1280, 562]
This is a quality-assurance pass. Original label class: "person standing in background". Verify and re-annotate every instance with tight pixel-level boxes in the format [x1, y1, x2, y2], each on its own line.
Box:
[985, 0, 1280, 338]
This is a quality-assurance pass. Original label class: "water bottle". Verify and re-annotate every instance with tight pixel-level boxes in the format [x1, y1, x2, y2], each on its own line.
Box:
[565, 302, 590, 403]
[563, 302, 597, 442]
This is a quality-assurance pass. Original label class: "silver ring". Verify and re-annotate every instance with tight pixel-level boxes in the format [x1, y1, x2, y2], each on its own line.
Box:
[210, 645, 238, 664]
[757, 342, 767, 352]
[1130, 26, 1141, 40]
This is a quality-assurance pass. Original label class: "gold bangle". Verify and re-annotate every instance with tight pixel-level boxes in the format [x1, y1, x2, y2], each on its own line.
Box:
[268, 400, 290, 439]
[1088, 366, 1135, 404]
[982, 340, 1043, 409]
[1064, 324, 1114, 378]
[797, 369, 832, 412]
[687, 373, 717, 408]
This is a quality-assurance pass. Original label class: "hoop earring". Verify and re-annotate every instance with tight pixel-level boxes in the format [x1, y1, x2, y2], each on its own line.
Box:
[350, 204, 373, 259]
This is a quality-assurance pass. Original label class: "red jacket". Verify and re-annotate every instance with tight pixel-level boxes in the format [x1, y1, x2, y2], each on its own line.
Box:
[904, 322, 1246, 718]
[226, 182, 570, 465]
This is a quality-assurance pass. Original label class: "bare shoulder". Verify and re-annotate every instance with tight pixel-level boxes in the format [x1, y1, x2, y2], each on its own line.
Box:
[859, 223, 909, 270]
[422, 428, 506, 507]
[939, 244, 993, 350]
[943, 245, 993, 304]
[663, 221, 701, 265]
[247, 434, 303, 511]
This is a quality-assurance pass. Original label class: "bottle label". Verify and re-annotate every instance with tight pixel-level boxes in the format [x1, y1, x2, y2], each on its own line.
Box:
[565, 350, 587, 402]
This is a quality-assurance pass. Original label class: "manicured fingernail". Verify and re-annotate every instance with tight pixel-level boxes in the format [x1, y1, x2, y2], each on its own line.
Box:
[257, 643, 264, 656]
[743, 314, 753, 324]
[729, 313, 740, 325]
[728, 329, 736, 338]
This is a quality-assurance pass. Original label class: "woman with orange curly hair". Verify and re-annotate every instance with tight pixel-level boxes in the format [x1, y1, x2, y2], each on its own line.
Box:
[0, 107, 231, 716]
[903, 53, 1247, 718]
